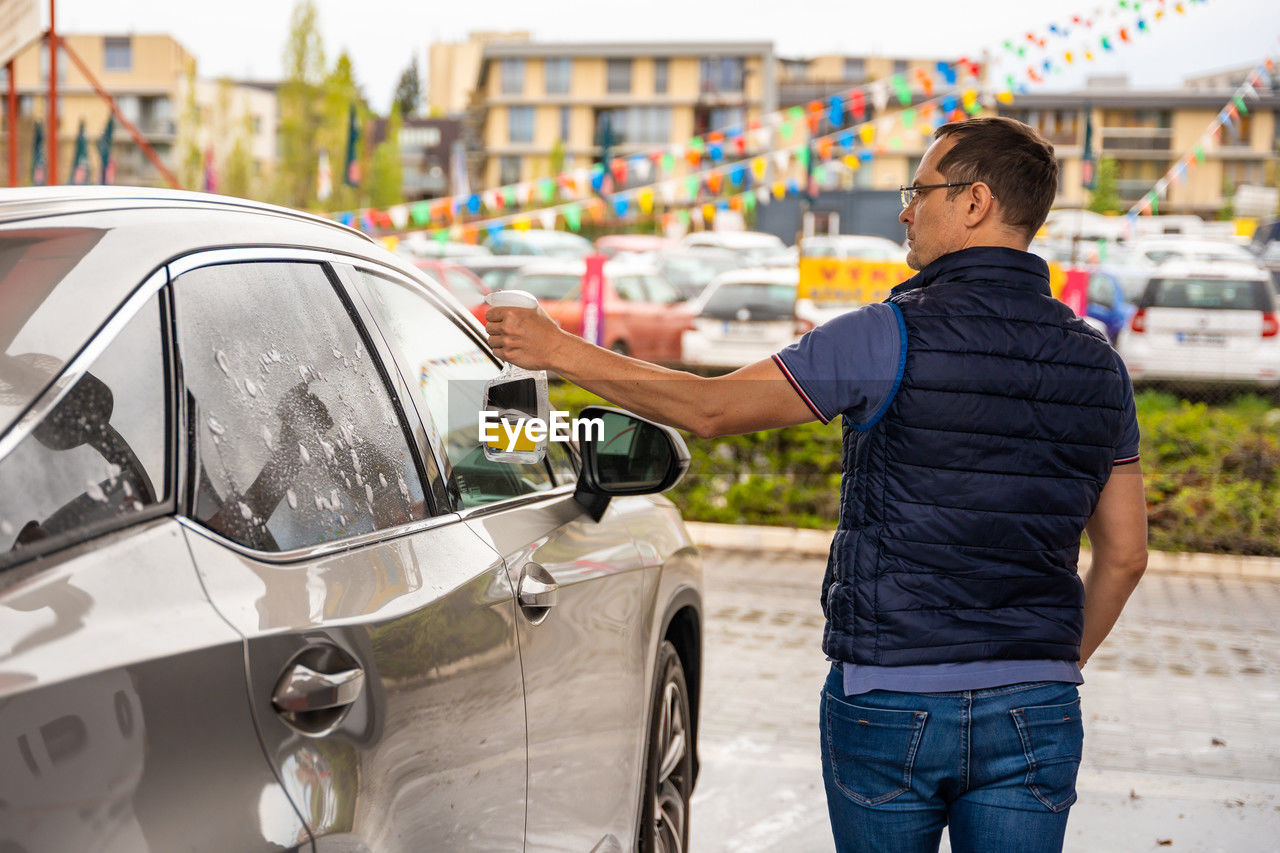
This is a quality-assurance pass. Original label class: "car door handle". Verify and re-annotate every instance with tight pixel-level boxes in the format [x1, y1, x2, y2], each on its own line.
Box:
[518, 562, 559, 608]
[272, 663, 366, 713]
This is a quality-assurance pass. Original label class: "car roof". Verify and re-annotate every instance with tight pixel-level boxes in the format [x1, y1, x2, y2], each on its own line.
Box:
[1147, 261, 1269, 280]
[0, 188, 419, 434]
[681, 231, 784, 249]
[710, 267, 800, 286]
[514, 258, 658, 276]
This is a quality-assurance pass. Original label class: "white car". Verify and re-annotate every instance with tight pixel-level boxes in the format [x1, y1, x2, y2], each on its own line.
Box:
[680, 230, 786, 266]
[680, 268, 802, 369]
[800, 234, 907, 262]
[1116, 262, 1279, 387]
[1126, 237, 1261, 268]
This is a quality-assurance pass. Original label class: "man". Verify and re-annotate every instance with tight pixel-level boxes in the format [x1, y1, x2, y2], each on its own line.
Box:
[486, 116, 1148, 852]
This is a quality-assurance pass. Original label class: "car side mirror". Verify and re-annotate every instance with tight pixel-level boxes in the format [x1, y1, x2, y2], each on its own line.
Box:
[573, 406, 690, 522]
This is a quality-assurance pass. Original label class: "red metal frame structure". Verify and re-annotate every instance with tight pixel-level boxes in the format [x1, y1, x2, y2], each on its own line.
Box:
[6, 59, 15, 186]
[4, 0, 179, 188]
[47, 0, 56, 185]
[57, 37, 179, 188]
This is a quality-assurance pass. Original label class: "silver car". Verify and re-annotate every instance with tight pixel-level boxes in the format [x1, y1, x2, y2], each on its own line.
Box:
[0, 187, 702, 852]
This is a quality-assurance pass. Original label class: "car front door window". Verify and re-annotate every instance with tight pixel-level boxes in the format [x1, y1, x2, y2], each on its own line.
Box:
[173, 261, 426, 552]
[353, 268, 555, 509]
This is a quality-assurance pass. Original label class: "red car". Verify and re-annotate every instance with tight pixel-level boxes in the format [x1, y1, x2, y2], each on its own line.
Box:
[412, 259, 492, 323]
[508, 259, 694, 363]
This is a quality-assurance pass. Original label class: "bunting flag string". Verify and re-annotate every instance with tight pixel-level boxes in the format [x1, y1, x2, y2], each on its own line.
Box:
[998, 0, 1210, 85]
[388, 86, 990, 247]
[1125, 55, 1275, 226]
[332, 0, 1195, 235]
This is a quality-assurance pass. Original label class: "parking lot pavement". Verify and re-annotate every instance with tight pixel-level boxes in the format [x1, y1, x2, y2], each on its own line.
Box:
[690, 548, 1280, 852]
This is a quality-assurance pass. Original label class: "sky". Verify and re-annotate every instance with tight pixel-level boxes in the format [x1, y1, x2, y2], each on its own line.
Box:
[49, 0, 1280, 112]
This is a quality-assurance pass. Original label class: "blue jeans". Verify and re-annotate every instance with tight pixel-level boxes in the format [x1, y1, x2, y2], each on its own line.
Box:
[820, 665, 1082, 853]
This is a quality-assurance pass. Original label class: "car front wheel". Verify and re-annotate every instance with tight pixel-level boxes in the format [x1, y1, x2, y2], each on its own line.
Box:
[640, 640, 693, 853]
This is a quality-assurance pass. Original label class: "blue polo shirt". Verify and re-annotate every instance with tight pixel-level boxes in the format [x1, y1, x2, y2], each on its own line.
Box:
[773, 302, 1140, 696]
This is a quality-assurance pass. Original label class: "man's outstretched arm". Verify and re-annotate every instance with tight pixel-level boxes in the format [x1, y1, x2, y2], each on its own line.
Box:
[484, 303, 817, 438]
[1079, 463, 1148, 666]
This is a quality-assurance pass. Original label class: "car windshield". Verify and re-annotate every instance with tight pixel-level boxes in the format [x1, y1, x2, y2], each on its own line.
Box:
[1145, 277, 1271, 311]
[662, 254, 739, 287]
[515, 273, 580, 300]
[701, 283, 795, 319]
[477, 267, 523, 291]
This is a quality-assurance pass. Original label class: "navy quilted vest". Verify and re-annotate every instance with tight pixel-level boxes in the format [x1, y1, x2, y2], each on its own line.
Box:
[822, 247, 1127, 666]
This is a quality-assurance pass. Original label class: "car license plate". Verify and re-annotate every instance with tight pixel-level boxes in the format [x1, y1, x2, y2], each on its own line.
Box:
[721, 321, 765, 338]
[1175, 331, 1226, 346]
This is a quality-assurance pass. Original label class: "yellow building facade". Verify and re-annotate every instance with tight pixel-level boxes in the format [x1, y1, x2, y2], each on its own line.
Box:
[7, 33, 194, 186]
[472, 41, 775, 188]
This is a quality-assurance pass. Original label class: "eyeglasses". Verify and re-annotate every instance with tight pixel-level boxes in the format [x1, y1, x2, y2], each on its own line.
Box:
[899, 182, 979, 210]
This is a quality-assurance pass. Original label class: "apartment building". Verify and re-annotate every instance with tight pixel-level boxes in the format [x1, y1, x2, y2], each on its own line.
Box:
[178, 77, 279, 187]
[999, 84, 1280, 215]
[5, 33, 193, 186]
[467, 39, 776, 188]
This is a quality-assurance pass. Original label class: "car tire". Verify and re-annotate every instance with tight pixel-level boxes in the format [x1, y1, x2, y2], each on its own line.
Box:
[640, 640, 693, 853]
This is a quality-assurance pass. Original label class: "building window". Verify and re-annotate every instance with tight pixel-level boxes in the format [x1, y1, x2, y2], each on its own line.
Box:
[700, 57, 744, 94]
[508, 106, 534, 143]
[38, 42, 65, 83]
[653, 58, 669, 95]
[595, 107, 672, 146]
[500, 58, 525, 95]
[104, 37, 132, 72]
[559, 106, 571, 142]
[843, 58, 866, 83]
[1223, 114, 1253, 147]
[545, 57, 571, 95]
[893, 59, 909, 77]
[780, 58, 809, 82]
[607, 58, 632, 94]
[499, 156, 521, 185]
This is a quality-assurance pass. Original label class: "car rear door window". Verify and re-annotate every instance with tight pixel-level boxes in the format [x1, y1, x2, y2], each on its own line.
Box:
[353, 268, 555, 509]
[0, 292, 169, 568]
[174, 262, 425, 552]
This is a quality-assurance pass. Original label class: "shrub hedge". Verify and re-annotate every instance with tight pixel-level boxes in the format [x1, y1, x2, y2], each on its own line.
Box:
[551, 384, 1280, 556]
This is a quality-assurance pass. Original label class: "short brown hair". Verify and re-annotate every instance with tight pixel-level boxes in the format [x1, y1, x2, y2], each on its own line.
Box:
[932, 117, 1058, 240]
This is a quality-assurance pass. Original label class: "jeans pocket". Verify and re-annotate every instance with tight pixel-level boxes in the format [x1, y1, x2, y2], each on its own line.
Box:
[823, 692, 928, 806]
[1009, 697, 1084, 813]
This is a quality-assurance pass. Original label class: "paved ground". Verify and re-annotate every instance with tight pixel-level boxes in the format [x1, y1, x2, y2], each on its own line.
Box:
[689, 548, 1280, 852]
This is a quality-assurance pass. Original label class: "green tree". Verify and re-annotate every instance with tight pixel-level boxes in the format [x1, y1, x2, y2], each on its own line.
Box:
[273, 0, 327, 208]
[176, 59, 203, 190]
[367, 102, 404, 209]
[393, 57, 421, 117]
[549, 137, 565, 178]
[318, 51, 367, 212]
[1218, 176, 1236, 221]
[1086, 157, 1121, 214]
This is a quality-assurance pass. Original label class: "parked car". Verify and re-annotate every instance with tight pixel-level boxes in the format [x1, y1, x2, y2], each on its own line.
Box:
[799, 234, 907, 262]
[1086, 268, 1139, 343]
[0, 187, 703, 852]
[681, 268, 804, 369]
[485, 228, 594, 258]
[654, 247, 745, 301]
[1116, 262, 1279, 387]
[680, 230, 787, 266]
[453, 254, 542, 292]
[509, 259, 694, 362]
[395, 233, 492, 259]
[595, 234, 676, 258]
[411, 257, 492, 323]
[1125, 236, 1261, 268]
